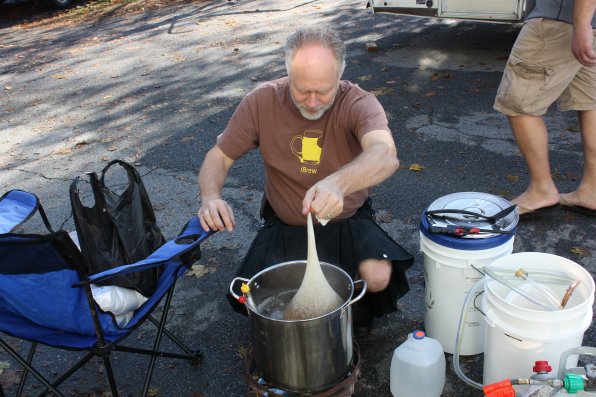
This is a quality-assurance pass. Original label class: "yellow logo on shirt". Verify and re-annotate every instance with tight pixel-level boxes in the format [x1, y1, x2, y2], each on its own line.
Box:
[291, 129, 323, 173]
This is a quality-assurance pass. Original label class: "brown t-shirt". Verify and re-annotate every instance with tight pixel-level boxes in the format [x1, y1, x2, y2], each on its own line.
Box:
[217, 77, 391, 226]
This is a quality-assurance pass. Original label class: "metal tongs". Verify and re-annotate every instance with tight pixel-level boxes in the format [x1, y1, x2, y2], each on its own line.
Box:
[425, 204, 517, 237]
[428, 224, 514, 236]
[425, 203, 517, 224]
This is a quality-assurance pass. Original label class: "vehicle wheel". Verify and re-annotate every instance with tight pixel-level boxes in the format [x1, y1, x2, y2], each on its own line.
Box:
[41, 0, 74, 10]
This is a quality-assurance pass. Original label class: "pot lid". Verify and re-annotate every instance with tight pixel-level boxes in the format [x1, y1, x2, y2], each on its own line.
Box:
[424, 192, 519, 239]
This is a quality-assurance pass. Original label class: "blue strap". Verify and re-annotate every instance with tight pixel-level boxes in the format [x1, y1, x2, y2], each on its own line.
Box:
[81, 217, 215, 285]
[0, 190, 40, 234]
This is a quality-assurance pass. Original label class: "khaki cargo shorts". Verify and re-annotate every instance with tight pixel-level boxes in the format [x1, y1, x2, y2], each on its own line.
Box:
[494, 18, 596, 116]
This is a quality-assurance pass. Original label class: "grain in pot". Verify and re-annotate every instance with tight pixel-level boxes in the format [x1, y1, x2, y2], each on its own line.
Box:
[283, 213, 343, 320]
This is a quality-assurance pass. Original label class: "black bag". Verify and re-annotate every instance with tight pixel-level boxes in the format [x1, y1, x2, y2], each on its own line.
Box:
[69, 160, 166, 296]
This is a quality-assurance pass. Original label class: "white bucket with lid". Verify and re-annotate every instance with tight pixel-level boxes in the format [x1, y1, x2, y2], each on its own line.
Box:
[482, 252, 595, 385]
[420, 192, 518, 355]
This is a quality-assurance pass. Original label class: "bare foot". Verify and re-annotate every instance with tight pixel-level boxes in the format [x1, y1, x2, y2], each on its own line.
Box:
[511, 190, 560, 215]
[559, 191, 596, 211]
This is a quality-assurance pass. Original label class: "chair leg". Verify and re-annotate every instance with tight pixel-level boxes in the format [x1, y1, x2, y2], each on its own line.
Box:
[0, 338, 65, 397]
[40, 351, 95, 394]
[147, 316, 200, 357]
[16, 341, 36, 396]
[141, 287, 175, 397]
[101, 356, 119, 397]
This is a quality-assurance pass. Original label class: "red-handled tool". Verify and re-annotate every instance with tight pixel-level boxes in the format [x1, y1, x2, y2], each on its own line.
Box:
[428, 224, 513, 237]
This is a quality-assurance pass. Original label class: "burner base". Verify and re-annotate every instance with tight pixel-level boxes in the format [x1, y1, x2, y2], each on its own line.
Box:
[246, 342, 361, 397]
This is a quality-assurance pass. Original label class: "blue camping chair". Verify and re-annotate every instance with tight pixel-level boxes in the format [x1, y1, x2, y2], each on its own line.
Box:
[0, 190, 215, 396]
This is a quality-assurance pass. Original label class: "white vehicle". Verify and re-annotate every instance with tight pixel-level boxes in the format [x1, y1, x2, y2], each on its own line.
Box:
[367, 0, 526, 23]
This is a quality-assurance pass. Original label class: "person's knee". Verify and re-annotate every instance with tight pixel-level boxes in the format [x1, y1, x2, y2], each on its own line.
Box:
[357, 259, 392, 292]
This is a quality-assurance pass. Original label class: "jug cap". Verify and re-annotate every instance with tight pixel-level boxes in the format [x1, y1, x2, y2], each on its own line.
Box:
[564, 373, 585, 394]
[412, 330, 426, 340]
[533, 361, 552, 373]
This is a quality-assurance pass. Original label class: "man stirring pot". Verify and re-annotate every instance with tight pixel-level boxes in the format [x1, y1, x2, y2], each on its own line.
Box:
[197, 25, 413, 332]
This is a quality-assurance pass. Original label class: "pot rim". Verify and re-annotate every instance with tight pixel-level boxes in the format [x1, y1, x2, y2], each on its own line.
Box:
[240, 260, 366, 323]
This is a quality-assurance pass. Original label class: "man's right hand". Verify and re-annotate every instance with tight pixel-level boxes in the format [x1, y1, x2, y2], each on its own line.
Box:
[572, 0, 596, 67]
[572, 25, 596, 66]
[198, 198, 236, 232]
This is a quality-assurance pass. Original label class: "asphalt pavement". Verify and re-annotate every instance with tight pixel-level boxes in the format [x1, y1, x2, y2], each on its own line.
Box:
[0, 0, 595, 396]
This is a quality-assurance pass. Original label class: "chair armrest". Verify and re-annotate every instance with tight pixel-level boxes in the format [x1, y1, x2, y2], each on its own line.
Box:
[73, 218, 216, 288]
[0, 190, 40, 233]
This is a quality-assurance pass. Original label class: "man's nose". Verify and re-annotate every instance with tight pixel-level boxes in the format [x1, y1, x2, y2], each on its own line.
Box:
[305, 93, 319, 109]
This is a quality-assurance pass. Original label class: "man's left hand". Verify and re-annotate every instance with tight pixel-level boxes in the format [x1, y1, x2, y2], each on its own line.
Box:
[302, 178, 344, 222]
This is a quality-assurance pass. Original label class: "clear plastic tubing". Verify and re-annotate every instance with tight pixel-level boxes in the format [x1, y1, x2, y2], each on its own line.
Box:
[452, 276, 485, 390]
[482, 267, 556, 311]
[514, 268, 562, 309]
[452, 265, 577, 392]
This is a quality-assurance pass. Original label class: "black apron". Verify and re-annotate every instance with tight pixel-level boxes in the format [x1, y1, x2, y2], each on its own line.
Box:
[229, 198, 414, 317]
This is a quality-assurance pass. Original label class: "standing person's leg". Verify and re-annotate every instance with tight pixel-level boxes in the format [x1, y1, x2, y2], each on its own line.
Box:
[495, 19, 584, 214]
[560, 109, 596, 211]
[508, 115, 561, 214]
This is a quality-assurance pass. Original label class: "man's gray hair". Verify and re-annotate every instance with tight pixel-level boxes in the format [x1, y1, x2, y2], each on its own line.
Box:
[284, 25, 346, 78]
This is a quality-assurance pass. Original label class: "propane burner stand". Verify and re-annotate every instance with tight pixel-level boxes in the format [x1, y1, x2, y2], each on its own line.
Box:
[246, 342, 361, 397]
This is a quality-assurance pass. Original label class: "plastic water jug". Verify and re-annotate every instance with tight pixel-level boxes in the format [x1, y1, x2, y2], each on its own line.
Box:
[390, 330, 446, 397]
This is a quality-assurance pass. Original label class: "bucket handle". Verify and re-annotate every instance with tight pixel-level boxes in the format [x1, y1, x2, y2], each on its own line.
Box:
[347, 279, 367, 307]
[557, 346, 596, 379]
[229, 277, 250, 301]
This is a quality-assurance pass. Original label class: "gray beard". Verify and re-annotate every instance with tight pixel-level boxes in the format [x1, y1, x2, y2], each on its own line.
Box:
[291, 92, 336, 121]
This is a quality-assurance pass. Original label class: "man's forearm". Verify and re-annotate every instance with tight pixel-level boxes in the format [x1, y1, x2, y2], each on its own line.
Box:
[198, 146, 234, 202]
[574, 0, 596, 27]
[326, 140, 399, 197]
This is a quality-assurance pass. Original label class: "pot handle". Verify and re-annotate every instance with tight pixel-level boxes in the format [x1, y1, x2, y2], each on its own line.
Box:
[347, 279, 367, 307]
[229, 277, 250, 301]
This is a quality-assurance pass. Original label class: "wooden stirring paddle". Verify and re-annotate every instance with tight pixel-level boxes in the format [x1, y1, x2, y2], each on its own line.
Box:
[283, 213, 344, 320]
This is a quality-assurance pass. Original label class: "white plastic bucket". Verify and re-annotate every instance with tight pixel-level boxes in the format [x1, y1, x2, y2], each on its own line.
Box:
[420, 232, 514, 355]
[482, 252, 595, 385]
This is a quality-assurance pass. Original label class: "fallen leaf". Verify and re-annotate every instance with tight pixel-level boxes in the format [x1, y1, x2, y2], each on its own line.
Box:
[430, 72, 452, 80]
[55, 147, 72, 155]
[409, 163, 425, 172]
[506, 175, 519, 183]
[107, 146, 117, 151]
[51, 74, 67, 79]
[187, 264, 216, 278]
[369, 87, 394, 96]
[101, 156, 110, 161]
[366, 42, 378, 52]
[236, 344, 249, 360]
[570, 247, 592, 257]
[358, 75, 372, 81]
[0, 369, 22, 387]
[148, 386, 159, 396]
[425, 91, 437, 97]
[377, 212, 394, 223]
[0, 361, 10, 374]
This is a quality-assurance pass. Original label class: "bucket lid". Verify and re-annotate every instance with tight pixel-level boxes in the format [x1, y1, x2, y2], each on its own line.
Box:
[424, 192, 518, 238]
[421, 192, 518, 250]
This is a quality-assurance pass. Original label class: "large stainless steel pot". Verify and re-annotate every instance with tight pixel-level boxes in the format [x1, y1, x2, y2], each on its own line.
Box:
[229, 260, 366, 392]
